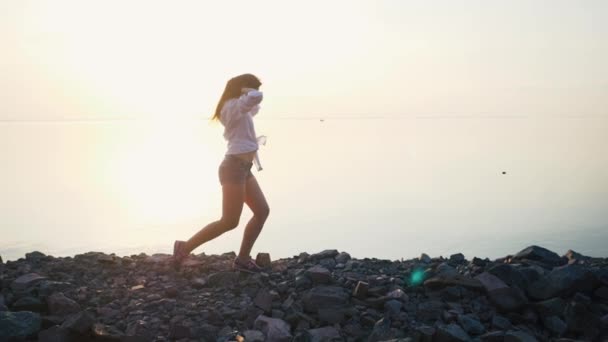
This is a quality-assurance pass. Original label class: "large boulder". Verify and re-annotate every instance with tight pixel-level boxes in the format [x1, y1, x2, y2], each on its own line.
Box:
[254, 315, 292, 342]
[11, 273, 47, 291]
[0, 311, 42, 340]
[302, 286, 349, 313]
[511, 245, 564, 267]
[527, 264, 598, 300]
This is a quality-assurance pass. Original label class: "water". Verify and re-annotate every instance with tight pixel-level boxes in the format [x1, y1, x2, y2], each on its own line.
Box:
[1, 116, 607, 261]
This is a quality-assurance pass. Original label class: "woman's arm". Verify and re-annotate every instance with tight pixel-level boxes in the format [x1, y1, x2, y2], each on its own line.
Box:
[236, 89, 263, 114]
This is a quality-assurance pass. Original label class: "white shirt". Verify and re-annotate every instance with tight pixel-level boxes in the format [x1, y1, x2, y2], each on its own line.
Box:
[220, 90, 265, 170]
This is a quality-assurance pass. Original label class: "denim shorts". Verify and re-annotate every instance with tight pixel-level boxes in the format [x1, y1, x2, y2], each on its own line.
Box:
[218, 154, 254, 185]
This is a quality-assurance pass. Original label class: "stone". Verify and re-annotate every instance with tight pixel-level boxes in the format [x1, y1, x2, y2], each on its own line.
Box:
[307, 326, 341, 342]
[457, 314, 485, 335]
[48, 292, 81, 317]
[61, 311, 94, 334]
[12, 296, 45, 312]
[480, 331, 506, 342]
[335, 252, 351, 264]
[384, 299, 402, 318]
[563, 250, 590, 262]
[512, 245, 564, 267]
[25, 251, 47, 261]
[527, 264, 598, 300]
[353, 281, 369, 298]
[542, 315, 567, 336]
[475, 272, 509, 292]
[419, 253, 432, 263]
[243, 329, 265, 342]
[563, 293, 600, 339]
[487, 287, 528, 312]
[0, 311, 42, 340]
[532, 297, 566, 317]
[207, 272, 239, 287]
[256, 253, 272, 268]
[11, 273, 47, 291]
[424, 274, 484, 292]
[434, 323, 470, 342]
[487, 264, 528, 291]
[310, 249, 339, 261]
[449, 253, 465, 263]
[38, 325, 71, 342]
[504, 330, 538, 342]
[318, 308, 345, 324]
[594, 286, 608, 300]
[387, 288, 409, 302]
[436, 263, 459, 277]
[302, 286, 349, 313]
[492, 314, 512, 330]
[91, 323, 124, 340]
[306, 265, 332, 284]
[254, 315, 292, 342]
[191, 277, 207, 289]
[254, 289, 274, 312]
[417, 300, 444, 322]
[125, 320, 154, 340]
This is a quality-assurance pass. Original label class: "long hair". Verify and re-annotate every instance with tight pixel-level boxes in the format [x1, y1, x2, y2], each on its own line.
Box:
[212, 74, 262, 121]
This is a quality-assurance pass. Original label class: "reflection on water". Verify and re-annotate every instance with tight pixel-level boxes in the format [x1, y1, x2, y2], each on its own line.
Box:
[1, 116, 607, 261]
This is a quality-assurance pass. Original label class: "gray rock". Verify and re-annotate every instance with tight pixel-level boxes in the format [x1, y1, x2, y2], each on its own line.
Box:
[318, 308, 345, 324]
[475, 271, 509, 292]
[335, 252, 351, 264]
[491, 314, 512, 330]
[207, 271, 239, 287]
[542, 315, 567, 336]
[487, 286, 528, 312]
[61, 311, 94, 334]
[504, 330, 538, 342]
[12, 296, 45, 312]
[419, 253, 432, 263]
[254, 315, 292, 342]
[307, 326, 342, 342]
[449, 253, 465, 264]
[384, 299, 402, 318]
[594, 286, 608, 300]
[387, 288, 409, 302]
[424, 274, 484, 292]
[38, 325, 71, 342]
[306, 265, 332, 284]
[487, 264, 528, 291]
[243, 329, 266, 342]
[480, 331, 506, 342]
[563, 293, 600, 339]
[353, 281, 369, 298]
[0, 311, 42, 340]
[38, 281, 72, 298]
[417, 300, 444, 322]
[254, 289, 274, 312]
[457, 314, 486, 335]
[125, 319, 154, 340]
[527, 264, 598, 300]
[512, 245, 564, 267]
[48, 292, 81, 317]
[434, 323, 470, 342]
[11, 273, 47, 291]
[311, 250, 339, 261]
[532, 297, 566, 317]
[302, 286, 349, 313]
[91, 323, 125, 341]
[436, 263, 459, 277]
[25, 251, 47, 261]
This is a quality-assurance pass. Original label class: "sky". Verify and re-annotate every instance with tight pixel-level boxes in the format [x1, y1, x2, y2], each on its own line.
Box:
[1, 1, 607, 261]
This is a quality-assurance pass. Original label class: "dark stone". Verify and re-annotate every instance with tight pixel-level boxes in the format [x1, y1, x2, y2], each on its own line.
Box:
[11, 273, 47, 291]
[318, 308, 345, 324]
[563, 293, 600, 339]
[419, 253, 432, 263]
[457, 314, 485, 335]
[335, 252, 351, 264]
[491, 314, 512, 330]
[207, 272, 239, 287]
[424, 275, 484, 292]
[434, 323, 470, 342]
[91, 323, 125, 341]
[61, 311, 94, 334]
[384, 299, 402, 318]
[302, 286, 349, 313]
[353, 281, 369, 298]
[542, 315, 567, 336]
[254, 289, 274, 312]
[47, 292, 81, 317]
[480, 331, 506, 342]
[449, 253, 466, 264]
[26, 251, 47, 261]
[487, 287, 528, 312]
[503, 330, 538, 342]
[38, 325, 71, 342]
[0, 311, 42, 340]
[307, 326, 342, 342]
[253, 315, 292, 342]
[512, 245, 564, 267]
[527, 264, 598, 300]
[594, 286, 608, 300]
[12, 296, 45, 312]
[306, 265, 332, 284]
[532, 297, 566, 317]
[417, 300, 444, 322]
[310, 249, 339, 261]
[487, 264, 528, 291]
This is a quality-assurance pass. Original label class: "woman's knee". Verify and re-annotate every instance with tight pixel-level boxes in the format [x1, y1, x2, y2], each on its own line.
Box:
[219, 217, 240, 230]
[256, 205, 270, 221]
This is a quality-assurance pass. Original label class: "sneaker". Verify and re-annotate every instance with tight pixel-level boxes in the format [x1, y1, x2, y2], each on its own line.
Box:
[232, 256, 263, 274]
[173, 240, 188, 264]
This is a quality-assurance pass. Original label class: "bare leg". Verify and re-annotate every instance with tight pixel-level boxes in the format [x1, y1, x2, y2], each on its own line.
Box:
[238, 175, 270, 260]
[184, 183, 246, 254]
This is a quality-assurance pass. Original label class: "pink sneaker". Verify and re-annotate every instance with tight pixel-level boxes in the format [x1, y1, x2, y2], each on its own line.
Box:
[232, 256, 263, 273]
[173, 240, 189, 264]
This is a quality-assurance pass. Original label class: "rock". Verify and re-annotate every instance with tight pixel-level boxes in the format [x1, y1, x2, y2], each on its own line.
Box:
[384, 299, 402, 318]
[434, 323, 470, 342]
[307, 326, 341, 342]
[0, 311, 42, 340]
[563, 250, 590, 263]
[527, 264, 598, 300]
[61, 311, 94, 334]
[0, 295, 7, 312]
[25, 251, 47, 261]
[504, 330, 538, 342]
[256, 253, 272, 268]
[449, 253, 465, 264]
[254, 289, 274, 312]
[191, 277, 207, 289]
[436, 263, 459, 277]
[563, 293, 600, 339]
[487, 264, 528, 291]
[457, 314, 486, 335]
[487, 286, 528, 312]
[424, 274, 484, 292]
[335, 252, 351, 264]
[532, 297, 566, 317]
[91, 323, 125, 341]
[207, 272, 239, 287]
[11, 273, 47, 291]
[368, 318, 395, 342]
[48, 292, 81, 317]
[306, 265, 332, 284]
[512, 245, 563, 267]
[311, 249, 339, 261]
[594, 286, 608, 300]
[254, 315, 292, 342]
[387, 288, 409, 302]
[419, 253, 432, 263]
[302, 286, 349, 313]
[12, 296, 45, 312]
[542, 315, 567, 336]
[417, 300, 444, 322]
[480, 331, 506, 342]
[38, 325, 71, 342]
[491, 314, 512, 330]
[475, 272, 509, 292]
[353, 281, 369, 298]
[125, 320, 154, 340]
[243, 329, 266, 342]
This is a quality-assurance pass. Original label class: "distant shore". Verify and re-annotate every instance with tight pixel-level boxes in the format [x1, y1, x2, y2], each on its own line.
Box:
[1, 246, 607, 341]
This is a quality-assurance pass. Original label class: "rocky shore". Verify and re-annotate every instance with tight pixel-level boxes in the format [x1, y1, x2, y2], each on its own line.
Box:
[1, 246, 607, 342]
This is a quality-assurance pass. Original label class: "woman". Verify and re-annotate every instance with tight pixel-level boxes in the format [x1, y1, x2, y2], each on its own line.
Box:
[173, 73, 270, 273]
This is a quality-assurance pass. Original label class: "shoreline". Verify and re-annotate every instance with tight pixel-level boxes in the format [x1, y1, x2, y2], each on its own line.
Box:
[1, 245, 607, 341]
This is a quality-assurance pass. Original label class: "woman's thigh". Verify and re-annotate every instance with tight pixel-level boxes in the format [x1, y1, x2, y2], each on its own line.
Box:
[222, 183, 246, 222]
[245, 175, 269, 217]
